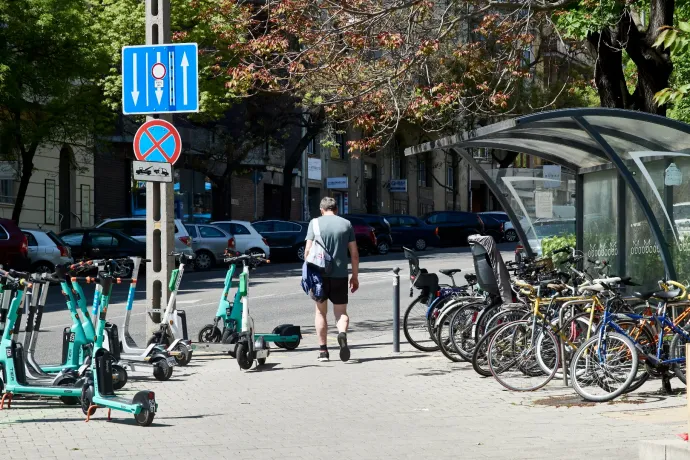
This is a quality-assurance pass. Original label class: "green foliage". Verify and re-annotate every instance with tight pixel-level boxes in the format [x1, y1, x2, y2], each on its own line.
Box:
[556, 0, 625, 40]
[540, 234, 576, 266]
[654, 22, 690, 106]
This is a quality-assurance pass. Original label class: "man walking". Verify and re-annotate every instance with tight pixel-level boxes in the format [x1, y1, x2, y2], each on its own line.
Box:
[304, 197, 359, 362]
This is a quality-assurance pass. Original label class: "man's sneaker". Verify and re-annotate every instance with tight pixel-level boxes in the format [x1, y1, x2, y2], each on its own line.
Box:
[318, 351, 330, 362]
[338, 332, 350, 362]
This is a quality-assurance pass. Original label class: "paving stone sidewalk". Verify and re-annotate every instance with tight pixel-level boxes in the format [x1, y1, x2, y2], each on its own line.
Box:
[0, 328, 686, 459]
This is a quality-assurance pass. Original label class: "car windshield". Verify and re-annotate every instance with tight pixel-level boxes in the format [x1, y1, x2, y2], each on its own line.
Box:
[532, 220, 576, 238]
[46, 231, 68, 247]
[674, 203, 690, 220]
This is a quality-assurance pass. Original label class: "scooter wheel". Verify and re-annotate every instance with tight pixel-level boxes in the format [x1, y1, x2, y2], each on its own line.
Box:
[173, 343, 192, 366]
[198, 325, 221, 343]
[80, 384, 95, 416]
[236, 343, 253, 370]
[132, 392, 156, 427]
[283, 338, 301, 350]
[152, 360, 174, 381]
[56, 376, 80, 405]
[113, 364, 128, 390]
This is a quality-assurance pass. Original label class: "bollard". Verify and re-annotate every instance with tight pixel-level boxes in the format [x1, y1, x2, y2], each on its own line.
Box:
[393, 267, 401, 353]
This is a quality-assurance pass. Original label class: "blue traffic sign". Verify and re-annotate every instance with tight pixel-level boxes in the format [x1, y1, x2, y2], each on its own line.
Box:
[122, 43, 199, 115]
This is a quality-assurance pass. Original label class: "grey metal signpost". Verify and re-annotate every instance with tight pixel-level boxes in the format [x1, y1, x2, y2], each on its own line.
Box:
[145, 0, 174, 335]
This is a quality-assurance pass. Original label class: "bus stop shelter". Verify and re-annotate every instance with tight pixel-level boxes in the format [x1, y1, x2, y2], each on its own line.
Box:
[404, 108, 690, 288]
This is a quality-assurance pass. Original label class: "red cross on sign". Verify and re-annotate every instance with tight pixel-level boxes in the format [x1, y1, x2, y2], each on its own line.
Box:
[133, 119, 182, 165]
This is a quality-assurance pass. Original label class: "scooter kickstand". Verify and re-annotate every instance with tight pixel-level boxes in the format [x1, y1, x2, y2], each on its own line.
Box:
[107, 408, 112, 421]
[0, 392, 12, 409]
[85, 405, 97, 422]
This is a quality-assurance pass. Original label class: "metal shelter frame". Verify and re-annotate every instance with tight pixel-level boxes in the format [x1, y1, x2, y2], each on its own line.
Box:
[404, 108, 690, 280]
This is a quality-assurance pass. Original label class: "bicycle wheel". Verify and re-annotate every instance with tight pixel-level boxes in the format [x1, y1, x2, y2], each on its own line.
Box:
[614, 320, 654, 393]
[438, 303, 480, 362]
[465, 307, 526, 370]
[488, 320, 560, 391]
[537, 313, 593, 379]
[474, 303, 502, 342]
[403, 297, 439, 352]
[670, 323, 690, 384]
[570, 332, 638, 402]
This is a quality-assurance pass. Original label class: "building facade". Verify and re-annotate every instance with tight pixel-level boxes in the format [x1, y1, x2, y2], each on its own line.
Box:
[0, 144, 95, 231]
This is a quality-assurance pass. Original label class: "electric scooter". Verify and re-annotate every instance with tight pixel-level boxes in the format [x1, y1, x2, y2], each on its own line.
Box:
[0, 268, 83, 408]
[196, 251, 301, 362]
[80, 259, 157, 426]
[76, 262, 176, 381]
[145, 255, 193, 365]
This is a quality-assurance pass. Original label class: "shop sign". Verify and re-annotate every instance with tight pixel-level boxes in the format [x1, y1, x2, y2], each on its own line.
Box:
[326, 177, 348, 189]
[542, 165, 561, 188]
[308, 158, 321, 180]
[389, 179, 407, 193]
[665, 162, 682, 186]
[535, 191, 553, 218]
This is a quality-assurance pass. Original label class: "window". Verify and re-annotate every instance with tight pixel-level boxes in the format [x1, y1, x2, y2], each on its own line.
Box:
[61, 232, 84, 246]
[199, 226, 225, 238]
[213, 222, 232, 234]
[306, 138, 317, 156]
[401, 217, 418, 227]
[392, 156, 406, 180]
[230, 224, 251, 235]
[387, 216, 400, 227]
[0, 179, 13, 204]
[90, 232, 119, 248]
[274, 222, 301, 232]
[185, 225, 199, 238]
[252, 222, 274, 233]
[23, 232, 38, 247]
[447, 166, 454, 189]
[417, 158, 427, 187]
[130, 220, 147, 237]
[332, 132, 346, 160]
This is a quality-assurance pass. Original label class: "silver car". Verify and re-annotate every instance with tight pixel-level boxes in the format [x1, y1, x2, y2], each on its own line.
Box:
[22, 229, 74, 273]
[184, 223, 236, 270]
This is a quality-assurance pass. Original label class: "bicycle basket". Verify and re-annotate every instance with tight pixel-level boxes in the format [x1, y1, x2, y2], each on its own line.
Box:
[533, 257, 554, 272]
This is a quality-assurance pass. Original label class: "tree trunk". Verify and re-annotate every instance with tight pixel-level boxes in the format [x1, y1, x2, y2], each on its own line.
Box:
[211, 175, 233, 221]
[12, 145, 37, 224]
[587, 29, 628, 109]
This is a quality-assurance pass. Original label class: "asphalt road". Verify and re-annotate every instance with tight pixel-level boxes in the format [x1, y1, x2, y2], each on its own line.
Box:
[26, 244, 517, 364]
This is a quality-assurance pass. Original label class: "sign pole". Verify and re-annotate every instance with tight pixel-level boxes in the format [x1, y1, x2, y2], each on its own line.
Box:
[145, 0, 175, 337]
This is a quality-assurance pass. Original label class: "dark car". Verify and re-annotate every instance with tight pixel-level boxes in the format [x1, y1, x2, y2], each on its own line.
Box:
[0, 218, 30, 270]
[58, 228, 146, 274]
[342, 216, 377, 255]
[252, 220, 308, 261]
[384, 215, 440, 251]
[343, 214, 393, 255]
[423, 211, 485, 247]
[478, 211, 510, 242]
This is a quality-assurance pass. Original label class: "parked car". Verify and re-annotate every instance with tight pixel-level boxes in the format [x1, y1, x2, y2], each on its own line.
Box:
[22, 229, 73, 274]
[343, 214, 393, 255]
[384, 215, 440, 251]
[184, 223, 236, 270]
[0, 218, 30, 270]
[58, 228, 146, 277]
[478, 211, 513, 242]
[211, 220, 271, 258]
[95, 217, 194, 257]
[342, 216, 378, 255]
[422, 211, 485, 246]
[252, 220, 308, 261]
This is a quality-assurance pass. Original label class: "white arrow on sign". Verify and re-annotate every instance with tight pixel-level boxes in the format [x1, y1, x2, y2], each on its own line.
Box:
[145, 53, 150, 105]
[181, 52, 189, 105]
[155, 52, 164, 104]
[131, 53, 139, 105]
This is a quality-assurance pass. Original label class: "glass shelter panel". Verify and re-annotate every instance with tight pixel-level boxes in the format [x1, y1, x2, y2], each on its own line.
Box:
[488, 167, 576, 256]
[582, 169, 618, 270]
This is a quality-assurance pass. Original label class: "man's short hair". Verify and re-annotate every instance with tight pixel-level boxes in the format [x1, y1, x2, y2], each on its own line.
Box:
[320, 196, 338, 211]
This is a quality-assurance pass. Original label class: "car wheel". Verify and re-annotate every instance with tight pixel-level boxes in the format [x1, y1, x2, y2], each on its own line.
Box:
[377, 241, 390, 255]
[31, 261, 54, 275]
[296, 244, 306, 261]
[414, 238, 427, 251]
[194, 251, 214, 271]
[504, 229, 518, 242]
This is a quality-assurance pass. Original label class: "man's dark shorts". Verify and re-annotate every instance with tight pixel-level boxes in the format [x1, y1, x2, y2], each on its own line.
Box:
[322, 277, 348, 304]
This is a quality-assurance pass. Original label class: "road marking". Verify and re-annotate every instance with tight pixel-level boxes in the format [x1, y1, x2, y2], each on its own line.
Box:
[176, 299, 200, 304]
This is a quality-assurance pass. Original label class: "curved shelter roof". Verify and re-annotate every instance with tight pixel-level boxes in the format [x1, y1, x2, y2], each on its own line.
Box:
[404, 108, 690, 279]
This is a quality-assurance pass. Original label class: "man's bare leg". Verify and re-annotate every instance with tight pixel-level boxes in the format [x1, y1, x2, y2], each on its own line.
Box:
[334, 303, 350, 361]
[315, 300, 329, 361]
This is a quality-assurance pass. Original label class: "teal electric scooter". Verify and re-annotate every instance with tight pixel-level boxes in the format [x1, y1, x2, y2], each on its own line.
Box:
[0, 268, 84, 408]
[195, 252, 301, 369]
[80, 258, 157, 426]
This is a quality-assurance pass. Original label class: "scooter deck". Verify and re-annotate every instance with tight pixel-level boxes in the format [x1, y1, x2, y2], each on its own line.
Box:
[255, 333, 300, 343]
[40, 364, 78, 373]
[191, 342, 236, 353]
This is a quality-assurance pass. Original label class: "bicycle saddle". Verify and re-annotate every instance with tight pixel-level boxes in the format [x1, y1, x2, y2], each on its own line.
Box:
[632, 289, 682, 301]
[439, 269, 462, 277]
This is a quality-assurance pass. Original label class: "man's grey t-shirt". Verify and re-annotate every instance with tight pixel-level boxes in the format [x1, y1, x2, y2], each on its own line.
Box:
[306, 215, 356, 278]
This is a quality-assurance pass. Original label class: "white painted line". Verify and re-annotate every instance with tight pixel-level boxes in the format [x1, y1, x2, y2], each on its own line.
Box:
[176, 299, 200, 304]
